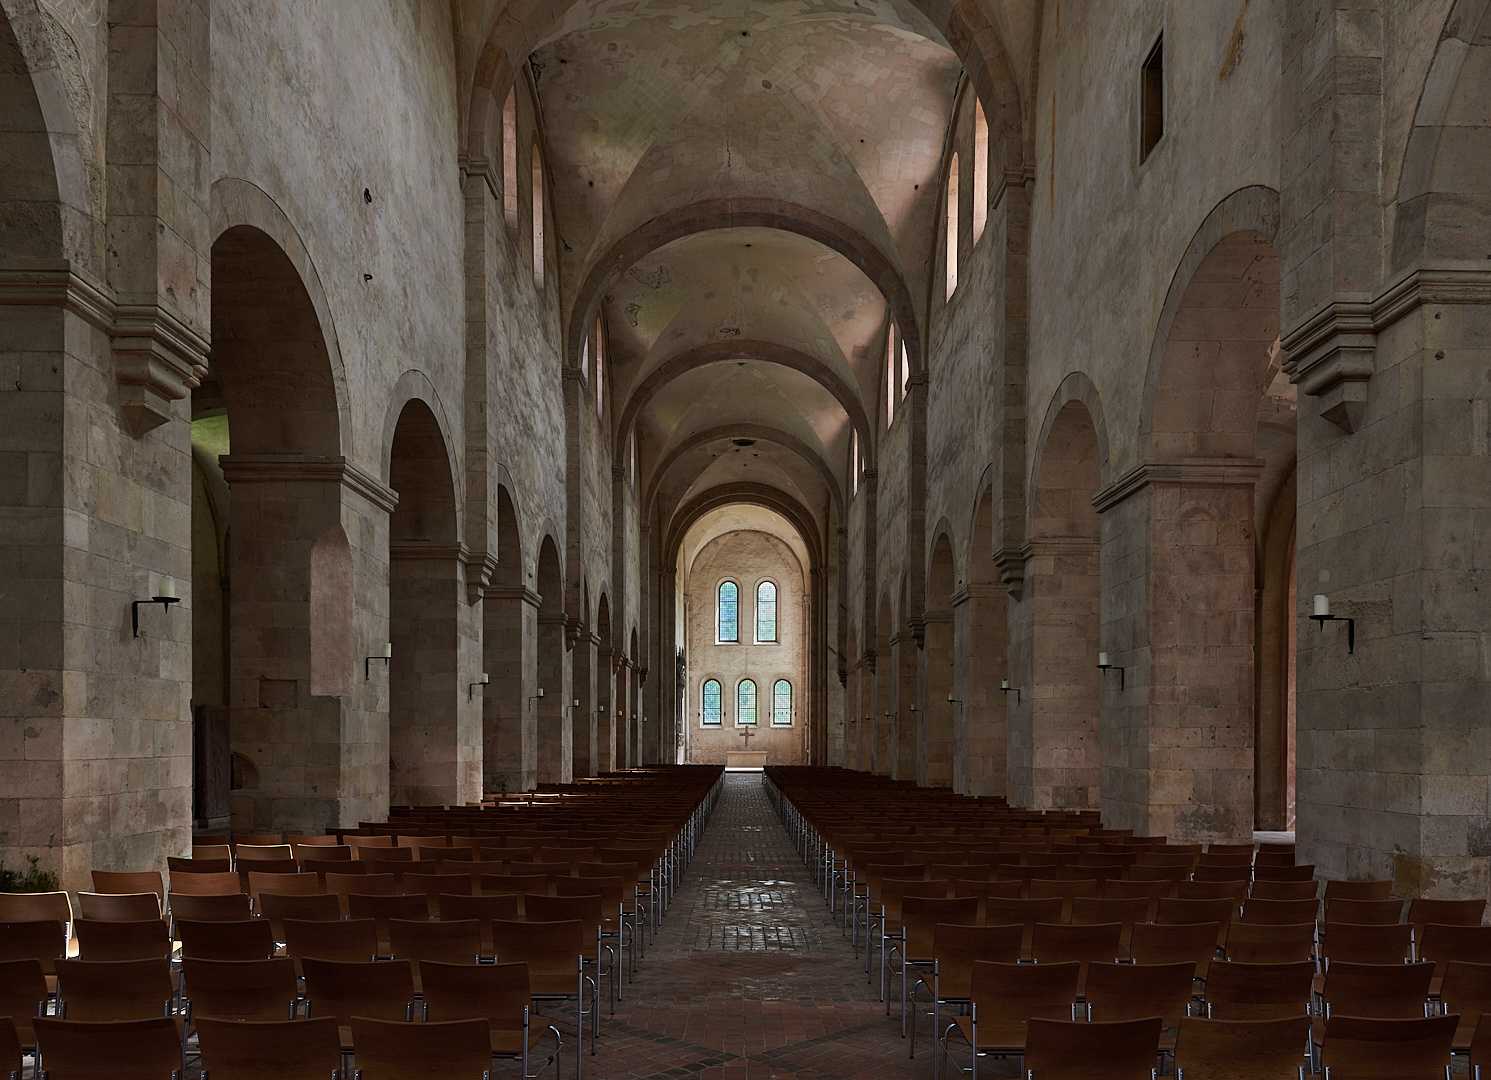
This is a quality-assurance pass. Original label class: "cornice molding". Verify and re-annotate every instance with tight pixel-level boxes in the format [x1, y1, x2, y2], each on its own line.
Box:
[1091, 458, 1265, 514]
[219, 455, 400, 514]
[389, 541, 470, 563]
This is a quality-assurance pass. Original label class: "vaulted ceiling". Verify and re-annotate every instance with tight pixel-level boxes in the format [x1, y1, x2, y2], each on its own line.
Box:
[463, 0, 1036, 562]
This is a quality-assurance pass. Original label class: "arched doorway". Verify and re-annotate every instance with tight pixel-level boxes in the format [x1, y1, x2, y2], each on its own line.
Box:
[483, 484, 535, 793]
[535, 536, 568, 783]
[595, 595, 614, 772]
[572, 583, 595, 779]
[960, 484, 1009, 796]
[387, 398, 472, 807]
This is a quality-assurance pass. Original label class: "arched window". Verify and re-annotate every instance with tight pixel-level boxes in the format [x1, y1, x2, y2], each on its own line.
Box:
[946, 152, 960, 301]
[717, 581, 739, 642]
[532, 142, 545, 290]
[973, 99, 989, 245]
[772, 680, 792, 726]
[850, 429, 859, 496]
[737, 679, 757, 725]
[701, 679, 722, 725]
[756, 581, 777, 642]
[594, 313, 605, 418]
[886, 322, 896, 427]
[502, 88, 518, 238]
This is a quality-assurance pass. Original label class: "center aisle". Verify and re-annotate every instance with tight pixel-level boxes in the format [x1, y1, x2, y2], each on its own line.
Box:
[599, 771, 991, 1079]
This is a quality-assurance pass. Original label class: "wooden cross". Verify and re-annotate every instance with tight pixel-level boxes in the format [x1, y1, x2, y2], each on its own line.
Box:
[738, 726, 756, 746]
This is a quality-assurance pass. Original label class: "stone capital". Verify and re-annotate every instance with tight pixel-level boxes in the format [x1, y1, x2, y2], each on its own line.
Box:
[950, 582, 1005, 607]
[483, 584, 543, 609]
[1281, 294, 1374, 434]
[994, 547, 1026, 600]
[218, 454, 399, 513]
[1091, 458, 1265, 514]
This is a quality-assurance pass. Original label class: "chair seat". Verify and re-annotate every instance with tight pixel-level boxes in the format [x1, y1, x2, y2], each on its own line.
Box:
[950, 1015, 1034, 1053]
[490, 1023, 552, 1056]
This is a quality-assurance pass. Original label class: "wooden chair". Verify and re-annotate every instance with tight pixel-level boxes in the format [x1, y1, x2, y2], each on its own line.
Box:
[168, 893, 251, 924]
[1157, 896, 1237, 945]
[490, 919, 594, 1068]
[1083, 960, 1195, 1054]
[403, 872, 472, 917]
[1029, 878, 1098, 921]
[1471, 1013, 1491, 1080]
[74, 919, 172, 962]
[1249, 879, 1319, 902]
[78, 892, 161, 922]
[0, 958, 48, 1054]
[231, 834, 283, 848]
[0, 920, 68, 985]
[388, 917, 482, 970]
[872, 877, 952, 998]
[282, 918, 379, 971]
[1319, 922, 1414, 967]
[1316, 1013, 1456, 1078]
[246, 871, 319, 909]
[1418, 923, 1491, 987]
[939, 959, 1080, 1074]
[1028, 922, 1125, 993]
[300, 956, 416, 1052]
[1070, 895, 1150, 949]
[525, 893, 614, 1017]
[1105, 878, 1174, 916]
[1172, 1015, 1312, 1080]
[326, 872, 397, 916]
[892, 896, 978, 1031]
[1322, 879, 1392, 904]
[167, 856, 231, 876]
[1224, 922, 1316, 965]
[908, 922, 1022, 1073]
[167, 873, 242, 898]
[984, 896, 1063, 956]
[1202, 960, 1315, 1020]
[1242, 898, 1319, 925]
[302, 858, 363, 886]
[257, 892, 342, 941]
[348, 1016, 493, 1079]
[181, 956, 298, 1022]
[0, 892, 73, 930]
[196, 1015, 343, 1080]
[176, 919, 276, 962]
[347, 893, 428, 954]
[1253, 864, 1315, 883]
[1129, 920, 1221, 980]
[437, 891, 520, 955]
[33, 1016, 182, 1080]
[1408, 898, 1485, 938]
[1324, 898, 1402, 926]
[418, 961, 563, 1078]
[478, 874, 552, 912]
[54, 957, 174, 1021]
[345, 834, 395, 858]
[1313, 961, 1435, 1048]
[1023, 1016, 1164, 1079]
[90, 871, 165, 906]
[234, 844, 294, 863]
[1437, 960, 1491, 1052]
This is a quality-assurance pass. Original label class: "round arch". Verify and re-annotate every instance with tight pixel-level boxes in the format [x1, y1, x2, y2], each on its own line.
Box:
[1026, 371, 1113, 540]
[663, 483, 824, 574]
[379, 370, 464, 537]
[644, 424, 844, 520]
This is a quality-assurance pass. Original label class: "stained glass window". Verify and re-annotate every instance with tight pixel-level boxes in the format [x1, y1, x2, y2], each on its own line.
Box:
[718, 581, 738, 642]
[737, 679, 757, 725]
[701, 679, 722, 725]
[773, 680, 792, 725]
[756, 581, 777, 642]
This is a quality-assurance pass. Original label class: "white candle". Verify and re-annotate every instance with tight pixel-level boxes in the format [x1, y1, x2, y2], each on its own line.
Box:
[1098, 652, 1109, 667]
[1001, 678, 1009, 690]
[479, 673, 489, 685]
[1313, 594, 1330, 617]
[573, 699, 580, 708]
[381, 642, 392, 658]
[157, 575, 177, 600]
[946, 694, 954, 703]
[537, 688, 544, 698]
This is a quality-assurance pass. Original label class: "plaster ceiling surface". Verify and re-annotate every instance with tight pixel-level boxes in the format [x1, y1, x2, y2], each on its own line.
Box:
[678, 503, 811, 582]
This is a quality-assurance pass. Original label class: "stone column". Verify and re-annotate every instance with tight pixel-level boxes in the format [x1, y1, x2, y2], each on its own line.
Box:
[1094, 461, 1261, 842]
[483, 585, 539, 793]
[571, 631, 596, 778]
[596, 644, 615, 773]
[535, 611, 570, 784]
[219, 456, 396, 831]
[954, 583, 1008, 797]
[920, 609, 955, 787]
[891, 632, 918, 782]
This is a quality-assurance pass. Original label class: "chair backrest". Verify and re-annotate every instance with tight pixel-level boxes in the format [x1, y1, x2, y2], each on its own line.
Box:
[0, 891, 73, 927]
[1029, 921, 1125, 966]
[1408, 898, 1486, 935]
[1418, 923, 1491, 978]
[1248, 878, 1318, 902]
[167, 872, 243, 897]
[1241, 897, 1319, 925]
[74, 919, 172, 962]
[54, 957, 173, 1021]
[1318, 1013, 1457, 1078]
[489, 918, 584, 985]
[1024, 1016, 1163, 1078]
[283, 917, 379, 964]
[1322, 879, 1392, 904]
[403, 873, 472, 916]
[1202, 960, 1315, 1020]
[1320, 922, 1414, 967]
[90, 871, 164, 901]
[326, 871, 397, 914]
[1128, 920, 1221, 978]
[1179, 878, 1250, 904]
[388, 918, 482, 965]
[247, 871, 320, 906]
[1252, 863, 1315, 882]
[1471, 1012, 1491, 1078]
[196, 1015, 343, 1080]
[1224, 921, 1316, 965]
[927, 923, 1022, 997]
[438, 891, 520, 925]
[0, 958, 48, 1046]
[419, 960, 531, 1032]
[168, 892, 252, 923]
[232, 834, 283, 848]
[235, 844, 295, 862]
[0, 919, 67, 975]
[33, 1016, 182, 1080]
[1325, 898, 1402, 926]
[257, 892, 342, 939]
[952, 878, 1022, 902]
[985, 896, 1063, 932]
[349, 1016, 493, 1078]
[1070, 895, 1151, 928]
[525, 893, 604, 937]
[1103, 878, 1173, 909]
[182, 957, 299, 1021]
[1173, 1015, 1314, 1079]
[301, 956, 415, 1023]
[967, 959, 1079, 1023]
[1157, 896, 1236, 927]
[1438, 961, 1491, 1030]
[1083, 961, 1195, 1027]
[1319, 960, 1435, 1019]
[347, 835, 395, 857]
[168, 856, 232, 875]
[177, 918, 277, 962]
[78, 892, 161, 922]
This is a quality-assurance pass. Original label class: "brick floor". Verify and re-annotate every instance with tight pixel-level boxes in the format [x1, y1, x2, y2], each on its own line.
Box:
[577, 771, 1009, 1080]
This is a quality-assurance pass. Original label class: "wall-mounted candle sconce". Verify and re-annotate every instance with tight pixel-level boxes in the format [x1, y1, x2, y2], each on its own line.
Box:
[946, 695, 963, 713]
[1097, 651, 1125, 690]
[469, 672, 489, 699]
[528, 687, 544, 712]
[132, 575, 180, 637]
[1311, 595, 1354, 654]
[1000, 678, 1022, 705]
[365, 642, 392, 680]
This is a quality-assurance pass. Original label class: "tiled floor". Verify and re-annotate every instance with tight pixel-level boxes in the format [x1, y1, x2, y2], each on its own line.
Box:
[581, 772, 1001, 1079]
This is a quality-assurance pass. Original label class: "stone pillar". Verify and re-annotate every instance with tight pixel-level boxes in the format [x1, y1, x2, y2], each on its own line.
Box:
[891, 633, 918, 782]
[535, 611, 570, 784]
[571, 632, 596, 778]
[920, 610, 955, 787]
[954, 584, 1008, 796]
[596, 645, 615, 773]
[1094, 461, 1260, 842]
[483, 585, 538, 793]
[218, 457, 395, 832]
